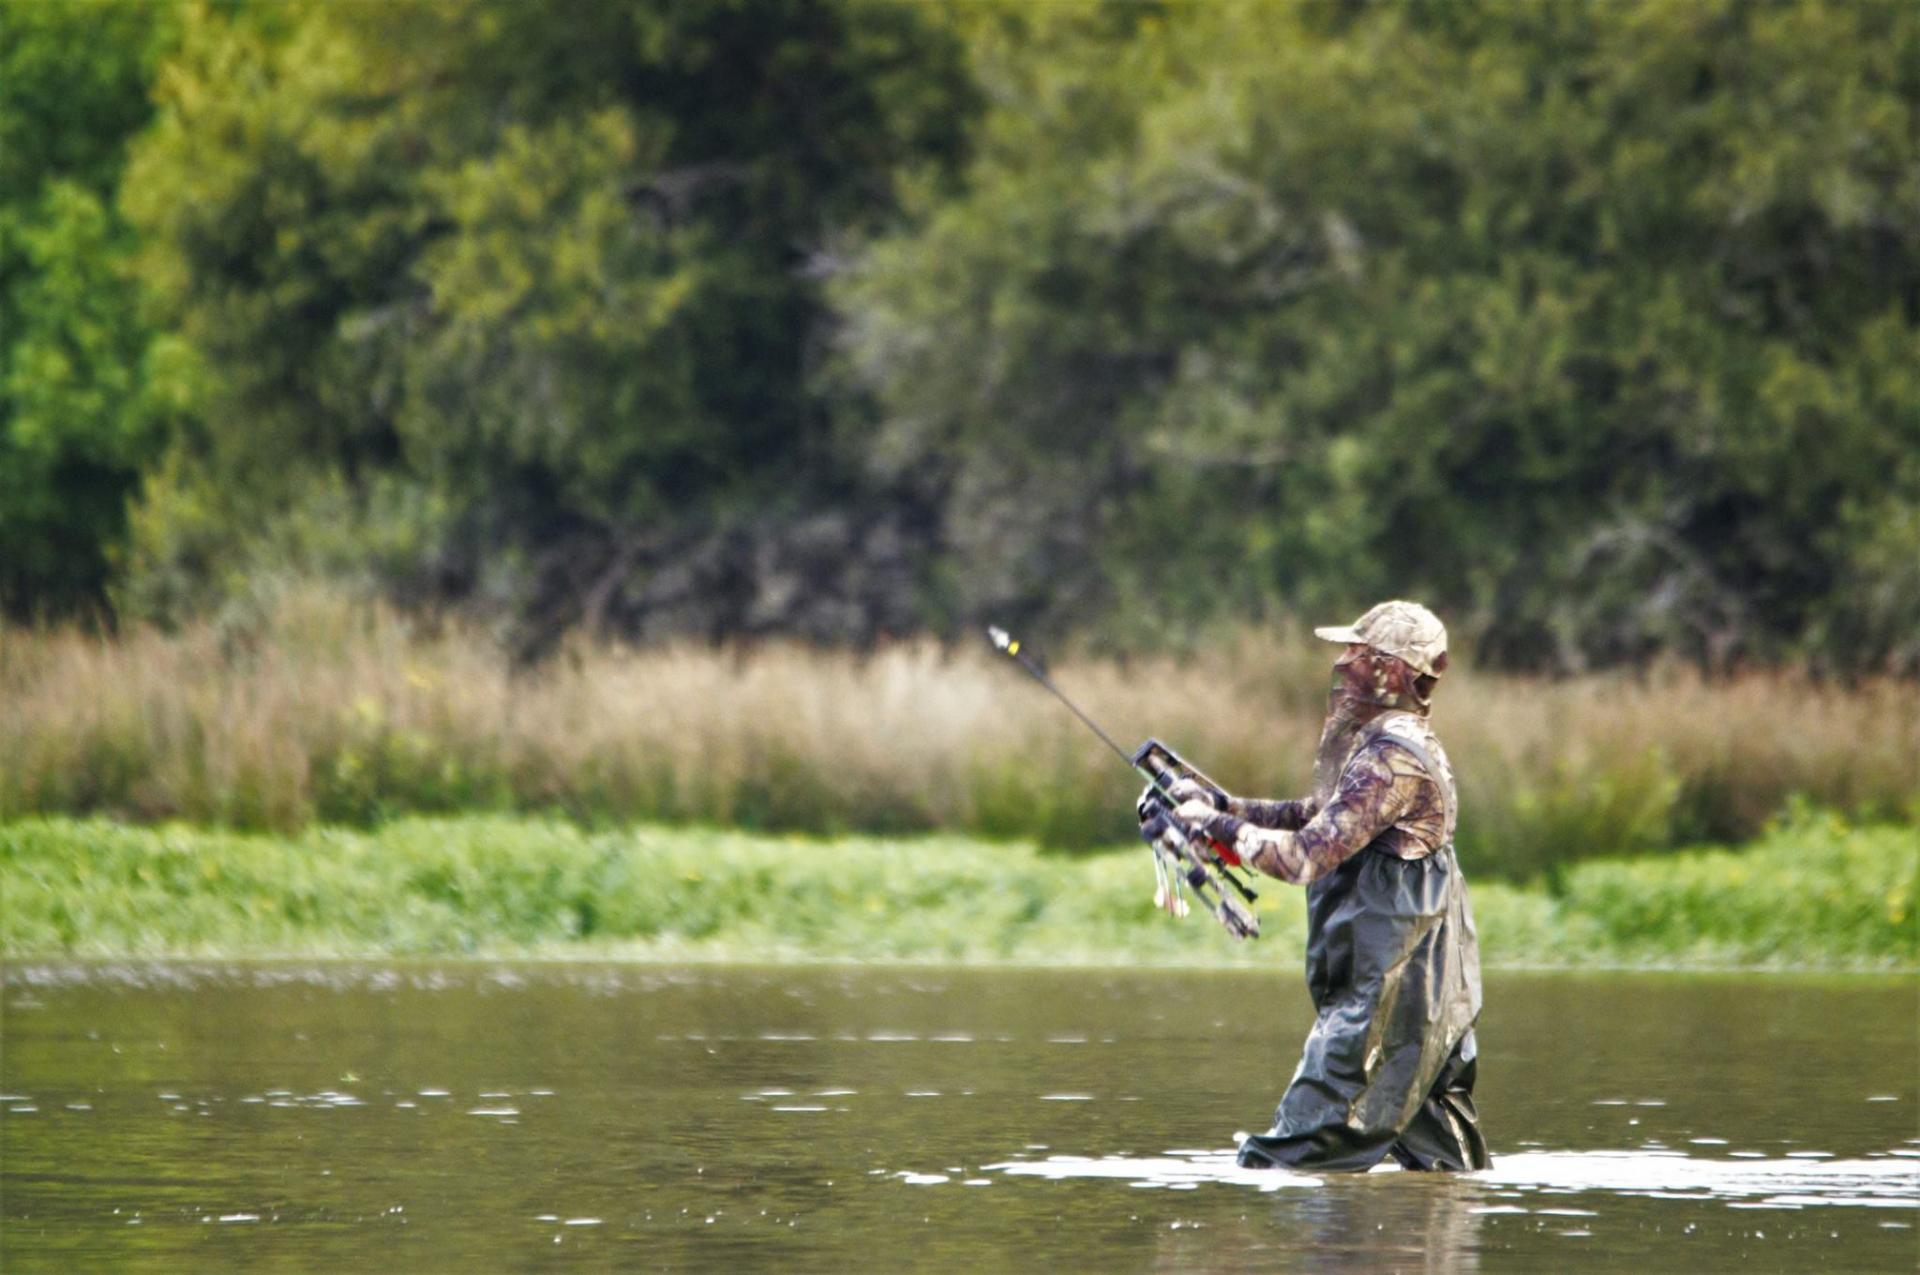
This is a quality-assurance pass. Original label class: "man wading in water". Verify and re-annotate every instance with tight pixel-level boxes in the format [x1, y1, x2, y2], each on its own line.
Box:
[1146, 601, 1490, 1172]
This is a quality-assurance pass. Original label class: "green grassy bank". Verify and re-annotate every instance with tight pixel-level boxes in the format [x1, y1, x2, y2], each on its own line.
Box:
[3, 812, 1912, 970]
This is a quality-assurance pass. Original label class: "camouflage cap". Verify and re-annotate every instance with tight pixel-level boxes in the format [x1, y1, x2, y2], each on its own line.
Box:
[1314, 600, 1448, 677]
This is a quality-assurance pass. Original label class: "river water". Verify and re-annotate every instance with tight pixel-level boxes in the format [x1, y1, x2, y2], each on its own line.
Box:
[1, 963, 1913, 1272]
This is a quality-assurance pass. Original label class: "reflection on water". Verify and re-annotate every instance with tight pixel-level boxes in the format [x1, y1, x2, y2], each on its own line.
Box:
[0, 962, 1914, 1272]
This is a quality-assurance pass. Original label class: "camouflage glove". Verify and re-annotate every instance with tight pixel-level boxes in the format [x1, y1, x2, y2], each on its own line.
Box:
[1169, 777, 1223, 809]
[1136, 776, 1223, 831]
[1157, 797, 1250, 868]
[1173, 797, 1230, 842]
[1146, 796, 1227, 853]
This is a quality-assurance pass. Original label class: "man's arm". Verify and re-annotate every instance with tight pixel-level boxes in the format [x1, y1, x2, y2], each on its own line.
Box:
[1201, 743, 1417, 885]
[1224, 795, 1318, 831]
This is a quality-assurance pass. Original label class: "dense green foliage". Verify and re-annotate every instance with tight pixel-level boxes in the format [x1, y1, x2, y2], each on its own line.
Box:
[2, 812, 1911, 969]
[836, 1, 1920, 668]
[0, 0, 187, 616]
[3, 1, 1917, 672]
[108, 0, 973, 646]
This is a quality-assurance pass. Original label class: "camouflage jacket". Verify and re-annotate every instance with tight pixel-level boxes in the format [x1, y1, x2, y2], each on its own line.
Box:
[1201, 710, 1457, 886]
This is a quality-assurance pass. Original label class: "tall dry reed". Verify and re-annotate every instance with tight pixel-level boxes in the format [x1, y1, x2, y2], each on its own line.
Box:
[3, 591, 1913, 877]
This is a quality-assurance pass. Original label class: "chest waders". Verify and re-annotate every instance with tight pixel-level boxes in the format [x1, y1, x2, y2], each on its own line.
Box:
[1236, 722, 1491, 1173]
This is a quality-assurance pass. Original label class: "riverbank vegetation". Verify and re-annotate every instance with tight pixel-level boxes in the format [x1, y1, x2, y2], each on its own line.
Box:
[5, 600, 1915, 878]
[8, 4, 1913, 985]
[1, 811, 1910, 971]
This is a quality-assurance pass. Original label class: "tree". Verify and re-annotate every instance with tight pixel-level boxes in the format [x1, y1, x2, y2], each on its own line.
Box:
[0, 0, 184, 618]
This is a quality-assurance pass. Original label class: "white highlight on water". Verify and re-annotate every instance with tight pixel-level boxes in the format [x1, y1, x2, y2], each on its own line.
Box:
[981, 1147, 1920, 1210]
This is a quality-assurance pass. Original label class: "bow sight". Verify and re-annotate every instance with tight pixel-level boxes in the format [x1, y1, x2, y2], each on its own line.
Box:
[985, 626, 1259, 940]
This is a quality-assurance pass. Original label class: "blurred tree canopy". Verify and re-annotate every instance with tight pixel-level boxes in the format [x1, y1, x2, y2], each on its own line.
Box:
[0, 0, 189, 617]
[2, 0, 1916, 672]
[836, 0, 1920, 670]
[111, 0, 973, 647]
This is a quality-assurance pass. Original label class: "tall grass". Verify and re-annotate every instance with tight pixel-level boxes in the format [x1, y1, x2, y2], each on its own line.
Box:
[3, 592, 1915, 877]
[2, 812, 1911, 969]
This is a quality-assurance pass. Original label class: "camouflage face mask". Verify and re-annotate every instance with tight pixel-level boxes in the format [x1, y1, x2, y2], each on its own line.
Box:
[1328, 647, 1426, 714]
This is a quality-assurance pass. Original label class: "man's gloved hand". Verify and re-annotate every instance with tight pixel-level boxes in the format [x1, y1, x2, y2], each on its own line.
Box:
[1136, 776, 1223, 827]
[1172, 796, 1222, 825]
[1168, 777, 1223, 809]
[1135, 783, 1163, 830]
[1148, 797, 1229, 853]
[1155, 797, 1247, 869]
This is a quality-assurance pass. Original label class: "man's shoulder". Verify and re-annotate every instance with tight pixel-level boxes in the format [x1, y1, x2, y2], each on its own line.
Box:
[1365, 711, 1442, 751]
[1360, 713, 1450, 778]
[1360, 712, 1457, 840]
